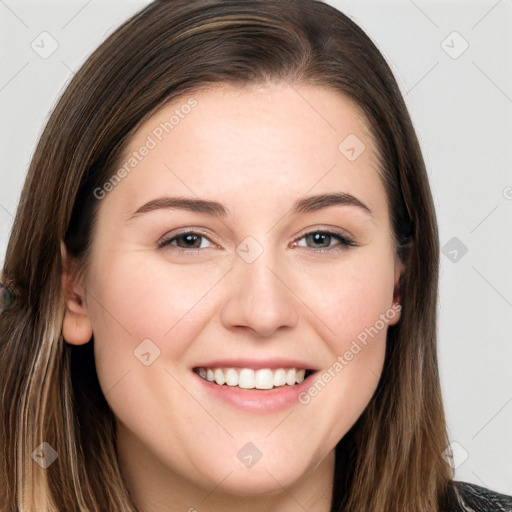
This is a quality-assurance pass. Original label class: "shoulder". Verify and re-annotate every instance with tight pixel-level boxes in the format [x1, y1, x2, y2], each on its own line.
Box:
[449, 480, 512, 512]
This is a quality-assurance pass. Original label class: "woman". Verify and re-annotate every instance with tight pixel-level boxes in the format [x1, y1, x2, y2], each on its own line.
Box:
[1, 1, 511, 511]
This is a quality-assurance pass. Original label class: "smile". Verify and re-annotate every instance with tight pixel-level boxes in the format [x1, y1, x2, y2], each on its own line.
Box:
[194, 367, 315, 390]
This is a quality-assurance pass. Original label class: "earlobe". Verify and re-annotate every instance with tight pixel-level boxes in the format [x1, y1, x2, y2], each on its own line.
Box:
[61, 241, 93, 345]
[62, 309, 93, 345]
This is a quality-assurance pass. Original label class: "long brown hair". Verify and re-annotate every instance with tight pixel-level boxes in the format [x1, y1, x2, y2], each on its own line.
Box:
[1, 1, 454, 510]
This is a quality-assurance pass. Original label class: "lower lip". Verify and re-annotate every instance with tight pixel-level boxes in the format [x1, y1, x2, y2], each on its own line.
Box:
[193, 372, 317, 413]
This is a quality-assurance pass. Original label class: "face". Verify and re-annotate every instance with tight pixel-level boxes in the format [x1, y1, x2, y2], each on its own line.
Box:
[62, 82, 402, 505]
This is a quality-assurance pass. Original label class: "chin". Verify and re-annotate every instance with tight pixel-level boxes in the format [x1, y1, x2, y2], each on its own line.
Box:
[190, 447, 320, 497]
[206, 467, 303, 497]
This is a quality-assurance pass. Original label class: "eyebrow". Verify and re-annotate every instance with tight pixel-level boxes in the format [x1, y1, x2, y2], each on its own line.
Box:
[128, 192, 373, 220]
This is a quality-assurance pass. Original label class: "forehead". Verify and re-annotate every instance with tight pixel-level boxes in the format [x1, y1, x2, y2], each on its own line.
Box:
[106, 82, 387, 220]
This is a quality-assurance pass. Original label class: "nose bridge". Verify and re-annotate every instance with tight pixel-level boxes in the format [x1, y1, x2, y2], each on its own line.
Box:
[220, 237, 299, 336]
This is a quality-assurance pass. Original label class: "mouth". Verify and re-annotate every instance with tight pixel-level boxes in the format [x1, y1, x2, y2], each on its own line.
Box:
[193, 366, 316, 390]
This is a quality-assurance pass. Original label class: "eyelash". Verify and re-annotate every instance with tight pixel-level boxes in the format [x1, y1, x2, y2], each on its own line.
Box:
[157, 228, 357, 255]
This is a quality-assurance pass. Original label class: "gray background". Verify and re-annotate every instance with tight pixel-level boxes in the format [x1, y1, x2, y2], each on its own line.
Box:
[1, 0, 511, 495]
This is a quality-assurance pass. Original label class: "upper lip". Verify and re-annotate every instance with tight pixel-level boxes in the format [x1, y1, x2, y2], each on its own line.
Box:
[192, 358, 319, 371]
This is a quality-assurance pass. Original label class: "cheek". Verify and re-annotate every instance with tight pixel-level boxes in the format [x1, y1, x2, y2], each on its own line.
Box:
[293, 253, 395, 431]
[298, 251, 397, 352]
[85, 252, 229, 382]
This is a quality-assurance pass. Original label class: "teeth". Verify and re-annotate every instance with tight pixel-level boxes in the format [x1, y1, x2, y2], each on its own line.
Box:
[214, 368, 225, 386]
[238, 368, 254, 389]
[285, 368, 296, 386]
[254, 369, 274, 389]
[225, 368, 238, 386]
[273, 368, 287, 387]
[196, 367, 310, 389]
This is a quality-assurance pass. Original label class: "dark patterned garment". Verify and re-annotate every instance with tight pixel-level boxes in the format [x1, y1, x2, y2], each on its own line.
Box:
[449, 481, 512, 511]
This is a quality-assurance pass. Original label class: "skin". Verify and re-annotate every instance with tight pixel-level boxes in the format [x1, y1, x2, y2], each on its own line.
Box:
[62, 82, 403, 512]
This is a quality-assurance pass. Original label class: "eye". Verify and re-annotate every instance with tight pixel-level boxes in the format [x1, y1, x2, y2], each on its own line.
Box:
[158, 230, 215, 251]
[292, 229, 356, 253]
[157, 228, 356, 254]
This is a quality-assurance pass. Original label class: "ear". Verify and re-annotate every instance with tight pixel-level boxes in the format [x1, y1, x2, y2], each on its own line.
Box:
[388, 257, 405, 326]
[60, 241, 93, 345]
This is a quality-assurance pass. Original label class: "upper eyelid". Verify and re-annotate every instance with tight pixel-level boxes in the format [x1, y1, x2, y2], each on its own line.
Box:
[295, 226, 354, 241]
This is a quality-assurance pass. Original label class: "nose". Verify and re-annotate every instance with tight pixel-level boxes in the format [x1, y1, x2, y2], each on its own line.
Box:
[220, 247, 299, 338]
